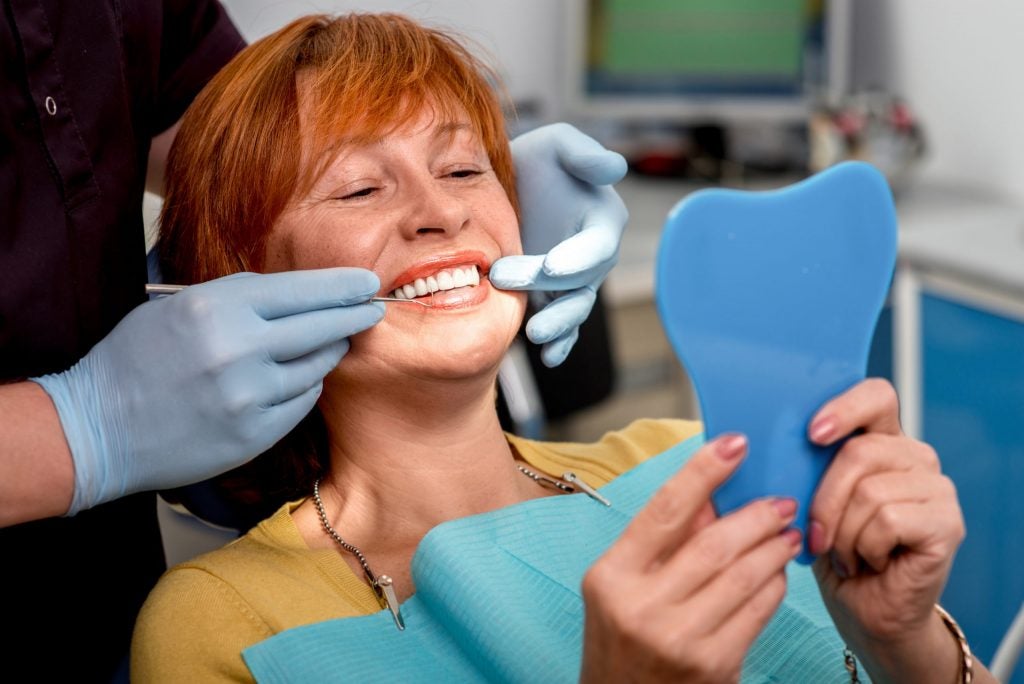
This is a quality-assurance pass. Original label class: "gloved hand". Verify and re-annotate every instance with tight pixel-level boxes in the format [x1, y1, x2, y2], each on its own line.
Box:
[33, 268, 383, 515]
[489, 123, 628, 367]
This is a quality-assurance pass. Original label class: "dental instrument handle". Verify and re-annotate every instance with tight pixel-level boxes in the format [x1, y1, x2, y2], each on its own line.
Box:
[145, 283, 187, 295]
[368, 296, 433, 307]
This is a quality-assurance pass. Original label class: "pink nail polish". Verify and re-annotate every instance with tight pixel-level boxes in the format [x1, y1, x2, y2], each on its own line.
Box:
[808, 521, 827, 555]
[830, 550, 850, 579]
[810, 417, 835, 443]
[782, 528, 803, 548]
[717, 434, 747, 461]
[772, 498, 797, 519]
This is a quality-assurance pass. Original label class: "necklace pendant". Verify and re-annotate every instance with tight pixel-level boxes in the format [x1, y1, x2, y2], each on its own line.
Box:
[562, 472, 611, 507]
[375, 575, 405, 631]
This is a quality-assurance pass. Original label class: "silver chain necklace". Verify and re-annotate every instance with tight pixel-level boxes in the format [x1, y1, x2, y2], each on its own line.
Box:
[313, 465, 610, 631]
[316, 467, 871, 680]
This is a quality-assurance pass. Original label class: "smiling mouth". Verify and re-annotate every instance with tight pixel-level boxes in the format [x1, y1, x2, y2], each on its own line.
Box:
[390, 265, 481, 300]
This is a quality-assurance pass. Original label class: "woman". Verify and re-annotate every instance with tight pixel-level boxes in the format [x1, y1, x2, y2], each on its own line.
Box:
[132, 13, 989, 683]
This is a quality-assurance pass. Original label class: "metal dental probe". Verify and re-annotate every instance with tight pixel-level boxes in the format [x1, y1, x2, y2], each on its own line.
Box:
[145, 283, 435, 307]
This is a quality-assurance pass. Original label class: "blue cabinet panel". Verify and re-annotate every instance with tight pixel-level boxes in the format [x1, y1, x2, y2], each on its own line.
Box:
[867, 303, 893, 382]
[922, 293, 1024, 681]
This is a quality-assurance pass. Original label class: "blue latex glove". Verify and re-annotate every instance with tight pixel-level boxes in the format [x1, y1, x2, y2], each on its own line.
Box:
[33, 268, 383, 515]
[489, 123, 629, 367]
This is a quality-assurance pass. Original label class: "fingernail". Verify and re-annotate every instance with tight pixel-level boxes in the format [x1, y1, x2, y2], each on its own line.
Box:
[716, 434, 747, 461]
[772, 498, 797, 520]
[808, 521, 827, 555]
[782, 528, 803, 549]
[830, 550, 851, 579]
[809, 417, 836, 443]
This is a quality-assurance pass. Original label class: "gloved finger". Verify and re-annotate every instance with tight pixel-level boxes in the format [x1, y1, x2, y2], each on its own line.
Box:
[490, 254, 609, 293]
[259, 382, 326, 450]
[265, 302, 384, 362]
[212, 267, 380, 320]
[552, 125, 628, 186]
[268, 339, 351, 406]
[525, 287, 597, 344]
[540, 329, 579, 369]
[488, 254, 547, 289]
[542, 204, 624, 278]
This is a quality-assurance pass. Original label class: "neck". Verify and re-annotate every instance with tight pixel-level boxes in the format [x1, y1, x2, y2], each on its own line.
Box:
[311, 370, 537, 553]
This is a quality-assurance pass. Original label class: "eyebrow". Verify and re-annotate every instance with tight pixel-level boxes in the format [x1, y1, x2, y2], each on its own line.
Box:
[435, 122, 472, 135]
[321, 120, 473, 150]
[432, 121, 475, 144]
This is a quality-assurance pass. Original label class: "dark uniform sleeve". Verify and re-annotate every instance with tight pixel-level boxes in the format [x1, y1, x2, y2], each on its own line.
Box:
[153, 0, 245, 134]
[0, 4, 247, 681]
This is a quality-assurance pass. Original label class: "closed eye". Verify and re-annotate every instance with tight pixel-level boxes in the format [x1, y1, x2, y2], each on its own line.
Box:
[447, 168, 483, 179]
[337, 187, 376, 200]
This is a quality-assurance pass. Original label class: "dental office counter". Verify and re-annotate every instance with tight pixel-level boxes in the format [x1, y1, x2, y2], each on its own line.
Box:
[609, 175, 1024, 681]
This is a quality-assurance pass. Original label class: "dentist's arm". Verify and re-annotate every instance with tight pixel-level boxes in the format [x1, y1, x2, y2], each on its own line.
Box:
[490, 123, 629, 367]
[0, 383, 77, 524]
[1, 268, 382, 527]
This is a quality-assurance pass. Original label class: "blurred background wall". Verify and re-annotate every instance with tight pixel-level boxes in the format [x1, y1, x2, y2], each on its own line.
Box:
[219, 0, 1024, 205]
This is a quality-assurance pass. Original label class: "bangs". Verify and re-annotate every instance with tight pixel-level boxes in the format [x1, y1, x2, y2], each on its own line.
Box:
[294, 14, 510, 196]
[160, 12, 517, 285]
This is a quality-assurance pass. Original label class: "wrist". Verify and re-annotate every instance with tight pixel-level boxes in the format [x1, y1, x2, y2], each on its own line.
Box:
[33, 356, 122, 514]
[851, 606, 967, 684]
[0, 382, 75, 524]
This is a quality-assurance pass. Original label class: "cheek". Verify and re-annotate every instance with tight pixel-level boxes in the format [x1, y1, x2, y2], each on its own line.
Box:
[262, 234, 297, 273]
[483, 201, 522, 257]
[505, 220, 523, 257]
[264, 223, 377, 272]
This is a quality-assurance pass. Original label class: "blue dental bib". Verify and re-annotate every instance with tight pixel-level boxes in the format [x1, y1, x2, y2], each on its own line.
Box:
[655, 161, 897, 563]
[243, 436, 862, 682]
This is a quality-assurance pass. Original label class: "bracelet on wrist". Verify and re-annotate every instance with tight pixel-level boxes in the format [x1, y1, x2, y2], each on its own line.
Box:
[935, 603, 974, 684]
[842, 604, 974, 684]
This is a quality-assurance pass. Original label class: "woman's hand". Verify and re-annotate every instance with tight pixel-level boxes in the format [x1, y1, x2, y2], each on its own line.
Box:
[580, 435, 802, 684]
[807, 378, 969, 681]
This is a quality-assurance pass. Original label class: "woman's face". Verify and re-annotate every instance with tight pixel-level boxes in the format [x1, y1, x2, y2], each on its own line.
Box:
[264, 104, 525, 385]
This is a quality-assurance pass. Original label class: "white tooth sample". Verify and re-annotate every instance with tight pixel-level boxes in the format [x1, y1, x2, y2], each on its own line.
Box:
[452, 268, 468, 288]
[393, 288, 406, 299]
[426, 275, 439, 293]
[402, 284, 417, 299]
[414, 278, 428, 297]
[468, 266, 480, 286]
[437, 270, 454, 290]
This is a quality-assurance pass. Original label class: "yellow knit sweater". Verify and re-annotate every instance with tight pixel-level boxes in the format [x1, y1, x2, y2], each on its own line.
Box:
[131, 418, 702, 682]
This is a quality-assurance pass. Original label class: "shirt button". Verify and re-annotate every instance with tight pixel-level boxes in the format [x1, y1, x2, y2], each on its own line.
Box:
[44, 96, 57, 116]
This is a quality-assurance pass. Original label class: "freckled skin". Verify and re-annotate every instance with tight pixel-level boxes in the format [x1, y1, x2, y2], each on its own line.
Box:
[264, 105, 526, 387]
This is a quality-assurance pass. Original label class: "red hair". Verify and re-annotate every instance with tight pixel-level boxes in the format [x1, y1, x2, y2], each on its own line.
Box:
[160, 12, 517, 283]
[158, 14, 518, 525]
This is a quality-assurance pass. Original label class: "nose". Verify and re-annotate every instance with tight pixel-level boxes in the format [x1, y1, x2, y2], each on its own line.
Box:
[397, 175, 471, 240]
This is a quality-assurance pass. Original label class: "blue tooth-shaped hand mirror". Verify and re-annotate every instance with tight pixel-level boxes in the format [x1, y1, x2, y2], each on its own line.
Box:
[655, 161, 897, 563]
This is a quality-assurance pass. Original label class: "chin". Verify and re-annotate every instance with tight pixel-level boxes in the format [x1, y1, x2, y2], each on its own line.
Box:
[337, 298, 524, 387]
[403, 321, 517, 381]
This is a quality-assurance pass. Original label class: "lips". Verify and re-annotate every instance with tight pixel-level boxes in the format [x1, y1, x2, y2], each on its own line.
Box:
[385, 251, 491, 298]
[389, 265, 481, 300]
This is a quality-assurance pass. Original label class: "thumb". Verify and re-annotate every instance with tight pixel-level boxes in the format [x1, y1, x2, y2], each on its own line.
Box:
[542, 205, 622, 278]
[553, 126, 628, 186]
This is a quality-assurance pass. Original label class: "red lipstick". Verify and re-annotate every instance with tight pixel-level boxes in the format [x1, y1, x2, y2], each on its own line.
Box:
[385, 250, 491, 293]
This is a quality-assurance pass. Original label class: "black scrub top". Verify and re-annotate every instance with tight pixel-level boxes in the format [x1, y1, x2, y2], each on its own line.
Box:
[0, 1, 243, 680]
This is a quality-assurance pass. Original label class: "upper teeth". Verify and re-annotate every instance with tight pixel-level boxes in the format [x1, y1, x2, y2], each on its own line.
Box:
[392, 265, 481, 299]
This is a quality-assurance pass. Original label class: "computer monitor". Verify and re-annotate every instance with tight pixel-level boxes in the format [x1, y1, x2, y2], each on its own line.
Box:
[563, 0, 851, 125]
